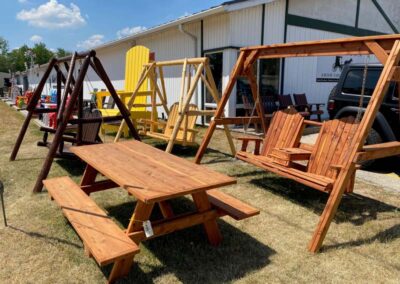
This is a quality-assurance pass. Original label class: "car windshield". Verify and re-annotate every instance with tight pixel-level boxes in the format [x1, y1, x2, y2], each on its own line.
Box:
[342, 69, 381, 96]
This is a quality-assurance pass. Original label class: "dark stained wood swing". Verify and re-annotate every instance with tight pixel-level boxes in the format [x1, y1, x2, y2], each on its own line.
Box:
[9, 50, 141, 193]
[194, 34, 400, 252]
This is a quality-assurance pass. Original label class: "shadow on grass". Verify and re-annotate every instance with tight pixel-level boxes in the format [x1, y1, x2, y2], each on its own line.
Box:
[250, 174, 399, 226]
[8, 225, 82, 249]
[55, 158, 87, 177]
[103, 198, 273, 283]
[322, 223, 400, 252]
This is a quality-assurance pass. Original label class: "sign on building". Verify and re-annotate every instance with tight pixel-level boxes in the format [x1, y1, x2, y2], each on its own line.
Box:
[316, 55, 376, 82]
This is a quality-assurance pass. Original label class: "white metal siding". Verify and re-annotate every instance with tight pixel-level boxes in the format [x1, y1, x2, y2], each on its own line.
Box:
[203, 13, 230, 50]
[288, 0, 358, 27]
[263, 0, 286, 45]
[230, 6, 262, 47]
[358, 0, 393, 34]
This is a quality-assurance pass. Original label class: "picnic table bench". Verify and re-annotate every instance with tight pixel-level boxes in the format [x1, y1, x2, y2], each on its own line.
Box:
[44, 140, 259, 283]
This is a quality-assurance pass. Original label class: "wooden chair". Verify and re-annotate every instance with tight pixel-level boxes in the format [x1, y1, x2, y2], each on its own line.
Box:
[293, 93, 325, 121]
[236, 108, 305, 157]
[96, 46, 153, 137]
[38, 108, 102, 158]
[261, 95, 278, 114]
[278, 94, 310, 118]
[141, 102, 199, 146]
[238, 116, 358, 193]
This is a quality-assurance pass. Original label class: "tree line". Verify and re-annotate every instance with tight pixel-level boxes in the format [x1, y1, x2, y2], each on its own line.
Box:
[0, 36, 71, 73]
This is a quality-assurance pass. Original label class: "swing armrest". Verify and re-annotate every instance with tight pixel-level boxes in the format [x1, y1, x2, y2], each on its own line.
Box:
[237, 137, 263, 154]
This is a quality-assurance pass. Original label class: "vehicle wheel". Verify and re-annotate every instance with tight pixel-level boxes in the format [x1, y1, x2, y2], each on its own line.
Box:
[361, 128, 383, 169]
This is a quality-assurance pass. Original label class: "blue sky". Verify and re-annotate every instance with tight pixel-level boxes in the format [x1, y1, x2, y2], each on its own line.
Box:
[1, 0, 222, 51]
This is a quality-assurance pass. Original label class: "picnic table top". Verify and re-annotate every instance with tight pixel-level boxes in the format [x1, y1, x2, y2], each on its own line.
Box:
[71, 141, 237, 203]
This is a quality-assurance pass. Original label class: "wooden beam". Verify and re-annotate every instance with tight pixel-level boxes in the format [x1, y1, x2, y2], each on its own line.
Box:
[244, 34, 400, 59]
[364, 40, 388, 64]
[143, 57, 207, 67]
[356, 141, 400, 162]
[128, 210, 220, 243]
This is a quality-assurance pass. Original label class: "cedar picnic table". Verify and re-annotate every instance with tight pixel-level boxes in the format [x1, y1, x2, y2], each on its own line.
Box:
[44, 140, 259, 283]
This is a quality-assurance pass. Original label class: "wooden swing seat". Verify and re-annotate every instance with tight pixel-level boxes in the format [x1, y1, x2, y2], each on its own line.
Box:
[140, 102, 199, 145]
[237, 116, 360, 193]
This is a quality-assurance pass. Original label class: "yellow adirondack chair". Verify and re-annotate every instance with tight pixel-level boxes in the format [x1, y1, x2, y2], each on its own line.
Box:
[96, 45, 154, 137]
[141, 102, 199, 146]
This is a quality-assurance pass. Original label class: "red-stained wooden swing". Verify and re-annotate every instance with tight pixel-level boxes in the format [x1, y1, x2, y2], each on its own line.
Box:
[9, 51, 140, 193]
[194, 34, 400, 252]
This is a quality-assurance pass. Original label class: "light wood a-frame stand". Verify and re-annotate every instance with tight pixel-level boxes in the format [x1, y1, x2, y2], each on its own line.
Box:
[115, 57, 236, 154]
[194, 34, 400, 252]
[9, 50, 141, 193]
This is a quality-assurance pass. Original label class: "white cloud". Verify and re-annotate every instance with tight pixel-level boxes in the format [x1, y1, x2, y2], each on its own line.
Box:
[179, 12, 191, 18]
[30, 35, 43, 43]
[18, 0, 28, 3]
[116, 26, 146, 39]
[16, 0, 86, 29]
[77, 34, 104, 50]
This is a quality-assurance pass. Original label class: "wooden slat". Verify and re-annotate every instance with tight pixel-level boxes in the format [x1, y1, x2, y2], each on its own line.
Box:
[236, 151, 333, 192]
[43, 176, 139, 266]
[71, 141, 236, 203]
[356, 141, 400, 162]
[364, 40, 389, 64]
[207, 189, 259, 220]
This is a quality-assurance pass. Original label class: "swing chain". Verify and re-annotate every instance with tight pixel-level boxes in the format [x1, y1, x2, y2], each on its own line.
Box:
[356, 55, 370, 123]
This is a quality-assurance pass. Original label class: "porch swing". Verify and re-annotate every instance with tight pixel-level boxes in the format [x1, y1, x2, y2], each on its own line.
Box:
[236, 55, 373, 193]
[194, 34, 400, 252]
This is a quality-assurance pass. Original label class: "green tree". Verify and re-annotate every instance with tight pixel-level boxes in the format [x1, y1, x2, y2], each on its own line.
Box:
[32, 43, 54, 65]
[8, 45, 29, 72]
[0, 37, 9, 72]
[55, 48, 71, 58]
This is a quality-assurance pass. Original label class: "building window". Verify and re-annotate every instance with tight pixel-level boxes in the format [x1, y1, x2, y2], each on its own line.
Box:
[259, 59, 280, 97]
[236, 58, 281, 116]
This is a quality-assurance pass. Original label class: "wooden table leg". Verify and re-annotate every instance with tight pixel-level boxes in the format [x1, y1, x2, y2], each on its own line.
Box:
[126, 201, 155, 235]
[158, 201, 174, 219]
[80, 164, 98, 194]
[192, 192, 222, 246]
[108, 256, 134, 284]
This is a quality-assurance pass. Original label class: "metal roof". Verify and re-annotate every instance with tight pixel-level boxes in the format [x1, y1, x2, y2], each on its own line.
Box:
[93, 0, 275, 51]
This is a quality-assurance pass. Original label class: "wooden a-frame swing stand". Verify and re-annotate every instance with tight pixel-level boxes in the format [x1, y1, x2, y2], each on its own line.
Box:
[114, 57, 236, 154]
[10, 50, 140, 193]
[194, 34, 400, 252]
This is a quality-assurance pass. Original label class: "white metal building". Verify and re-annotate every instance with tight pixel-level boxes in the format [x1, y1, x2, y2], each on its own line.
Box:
[18, 0, 400, 121]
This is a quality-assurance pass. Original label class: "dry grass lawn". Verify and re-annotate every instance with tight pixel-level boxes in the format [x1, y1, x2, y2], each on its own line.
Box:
[0, 101, 399, 283]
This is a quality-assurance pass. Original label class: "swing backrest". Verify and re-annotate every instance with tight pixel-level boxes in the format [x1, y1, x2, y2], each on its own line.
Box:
[164, 103, 198, 142]
[124, 46, 151, 112]
[81, 108, 102, 144]
[278, 94, 294, 109]
[261, 108, 305, 156]
[307, 116, 359, 179]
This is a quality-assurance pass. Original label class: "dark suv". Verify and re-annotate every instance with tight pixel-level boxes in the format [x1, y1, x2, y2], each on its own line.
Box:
[328, 64, 399, 147]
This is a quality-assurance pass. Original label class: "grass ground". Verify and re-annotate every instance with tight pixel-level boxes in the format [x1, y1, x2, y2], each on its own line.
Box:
[0, 101, 399, 283]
